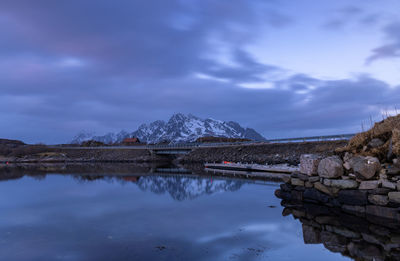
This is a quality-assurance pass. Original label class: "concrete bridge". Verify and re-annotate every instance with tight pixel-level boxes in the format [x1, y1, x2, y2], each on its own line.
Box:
[52, 133, 355, 155]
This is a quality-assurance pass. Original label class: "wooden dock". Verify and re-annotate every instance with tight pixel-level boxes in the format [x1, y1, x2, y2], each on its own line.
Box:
[204, 162, 297, 181]
[204, 167, 290, 181]
[204, 162, 297, 174]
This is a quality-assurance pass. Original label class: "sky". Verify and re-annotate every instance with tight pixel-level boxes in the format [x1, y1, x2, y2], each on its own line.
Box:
[1, 0, 400, 144]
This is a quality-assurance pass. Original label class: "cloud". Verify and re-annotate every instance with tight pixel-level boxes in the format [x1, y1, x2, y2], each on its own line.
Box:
[322, 5, 383, 30]
[0, 0, 398, 143]
[366, 21, 400, 63]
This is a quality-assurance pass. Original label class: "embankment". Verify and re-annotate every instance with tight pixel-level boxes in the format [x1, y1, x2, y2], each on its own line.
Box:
[275, 114, 400, 222]
[178, 140, 347, 165]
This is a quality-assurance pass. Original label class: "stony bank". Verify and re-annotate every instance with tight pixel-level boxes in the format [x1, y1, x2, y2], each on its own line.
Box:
[276, 114, 400, 221]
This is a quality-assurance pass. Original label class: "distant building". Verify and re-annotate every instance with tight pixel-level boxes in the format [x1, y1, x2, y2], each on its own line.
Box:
[122, 137, 141, 145]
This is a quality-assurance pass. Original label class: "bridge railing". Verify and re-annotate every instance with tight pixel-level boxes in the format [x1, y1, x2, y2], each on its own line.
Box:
[50, 133, 355, 150]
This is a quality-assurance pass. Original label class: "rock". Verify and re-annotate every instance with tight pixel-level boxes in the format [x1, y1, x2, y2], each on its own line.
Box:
[321, 231, 347, 253]
[368, 194, 389, 206]
[291, 178, 304, 187]
[388, 192, 400, 203]
[300, 154, 322, 176]
[280, 183, 292, 191]
[303, 188, 331, 203]
[291, 190, 303, 201]
[342, 205, 366, 216]
[349, 243, 383, 261]
[323, 179, 358, 189]
[325, 225, 360, 238]
[282, 208, 291, 216]
[370, 187, 391, 195]
[318, 156, 344, 178]
[387, 166, 400, 176]
[350, 156, 381, 180]
[291, 172, 309, 181]
[315, 216, 341, 226]
[302, 225, 321, 244]
[314, 182, 339, 197]
[309, 176, 320, 183]
[359, 180, 380, 190]
[382, 180, 396, 190]
[368, 138, 384, 148]
[343, 161, 351, 170]
[366, 205, 400, 220]
[292, 209, 306, 218]
[338, 190, 368, 205]
[348, 173, 356, 179]
[369, 224, 390, 237]
[362, 233, 383, 245]
[343, 152, 353, 162]
[281, 175, 291, 183]
[305, 181, 313, 188]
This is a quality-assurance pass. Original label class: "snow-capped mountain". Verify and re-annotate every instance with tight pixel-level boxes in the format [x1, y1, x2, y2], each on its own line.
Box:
[135, 175, 244, 201]
[71, 113, 266, 144]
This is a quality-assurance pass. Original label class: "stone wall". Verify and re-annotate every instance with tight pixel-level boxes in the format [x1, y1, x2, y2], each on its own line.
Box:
[276, 153, 400, 221]
[277, 199, 400, 260]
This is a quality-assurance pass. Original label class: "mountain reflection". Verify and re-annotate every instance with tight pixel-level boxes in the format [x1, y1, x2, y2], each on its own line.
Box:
[75, 174, 244, 201]
[0, 165, 245, 201]
[279, 198, 400, 260]
[136, 176, 244, 201]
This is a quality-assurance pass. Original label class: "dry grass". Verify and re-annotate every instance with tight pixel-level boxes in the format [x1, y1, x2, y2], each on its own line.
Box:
[337, 114, 400, 160]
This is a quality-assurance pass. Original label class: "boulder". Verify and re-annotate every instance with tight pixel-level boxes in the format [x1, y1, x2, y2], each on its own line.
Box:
[350, 156, 381, 180]
[323, 179, 359, 189]
[359, 180, 380, 190]
[368, 194, 389, 206]
[300, 154, 322, 176]
[318, 156, 344, 178]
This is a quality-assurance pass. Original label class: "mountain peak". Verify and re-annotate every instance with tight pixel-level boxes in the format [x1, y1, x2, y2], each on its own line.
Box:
[71, 114, 266, 144]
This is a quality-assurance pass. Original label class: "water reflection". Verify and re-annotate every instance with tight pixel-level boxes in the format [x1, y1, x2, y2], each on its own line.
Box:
[279, 197, 400, 260]
[0, 164, 352, 261]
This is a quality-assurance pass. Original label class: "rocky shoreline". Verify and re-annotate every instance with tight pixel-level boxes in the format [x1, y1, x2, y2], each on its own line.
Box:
[276, 115, 400, 222]
[279, 196, 400, 260]
[276, 152, 400, 221]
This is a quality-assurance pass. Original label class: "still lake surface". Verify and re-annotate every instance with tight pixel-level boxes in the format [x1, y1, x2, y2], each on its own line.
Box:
[0, 170, 351, 261]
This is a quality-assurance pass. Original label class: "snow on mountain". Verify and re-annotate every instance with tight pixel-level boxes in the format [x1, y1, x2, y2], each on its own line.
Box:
[135, 175, 244, 201]
[71, 113, 266, 144]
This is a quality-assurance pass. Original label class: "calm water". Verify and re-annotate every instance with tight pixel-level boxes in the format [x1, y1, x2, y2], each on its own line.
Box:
[0, 171, 351, 261]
